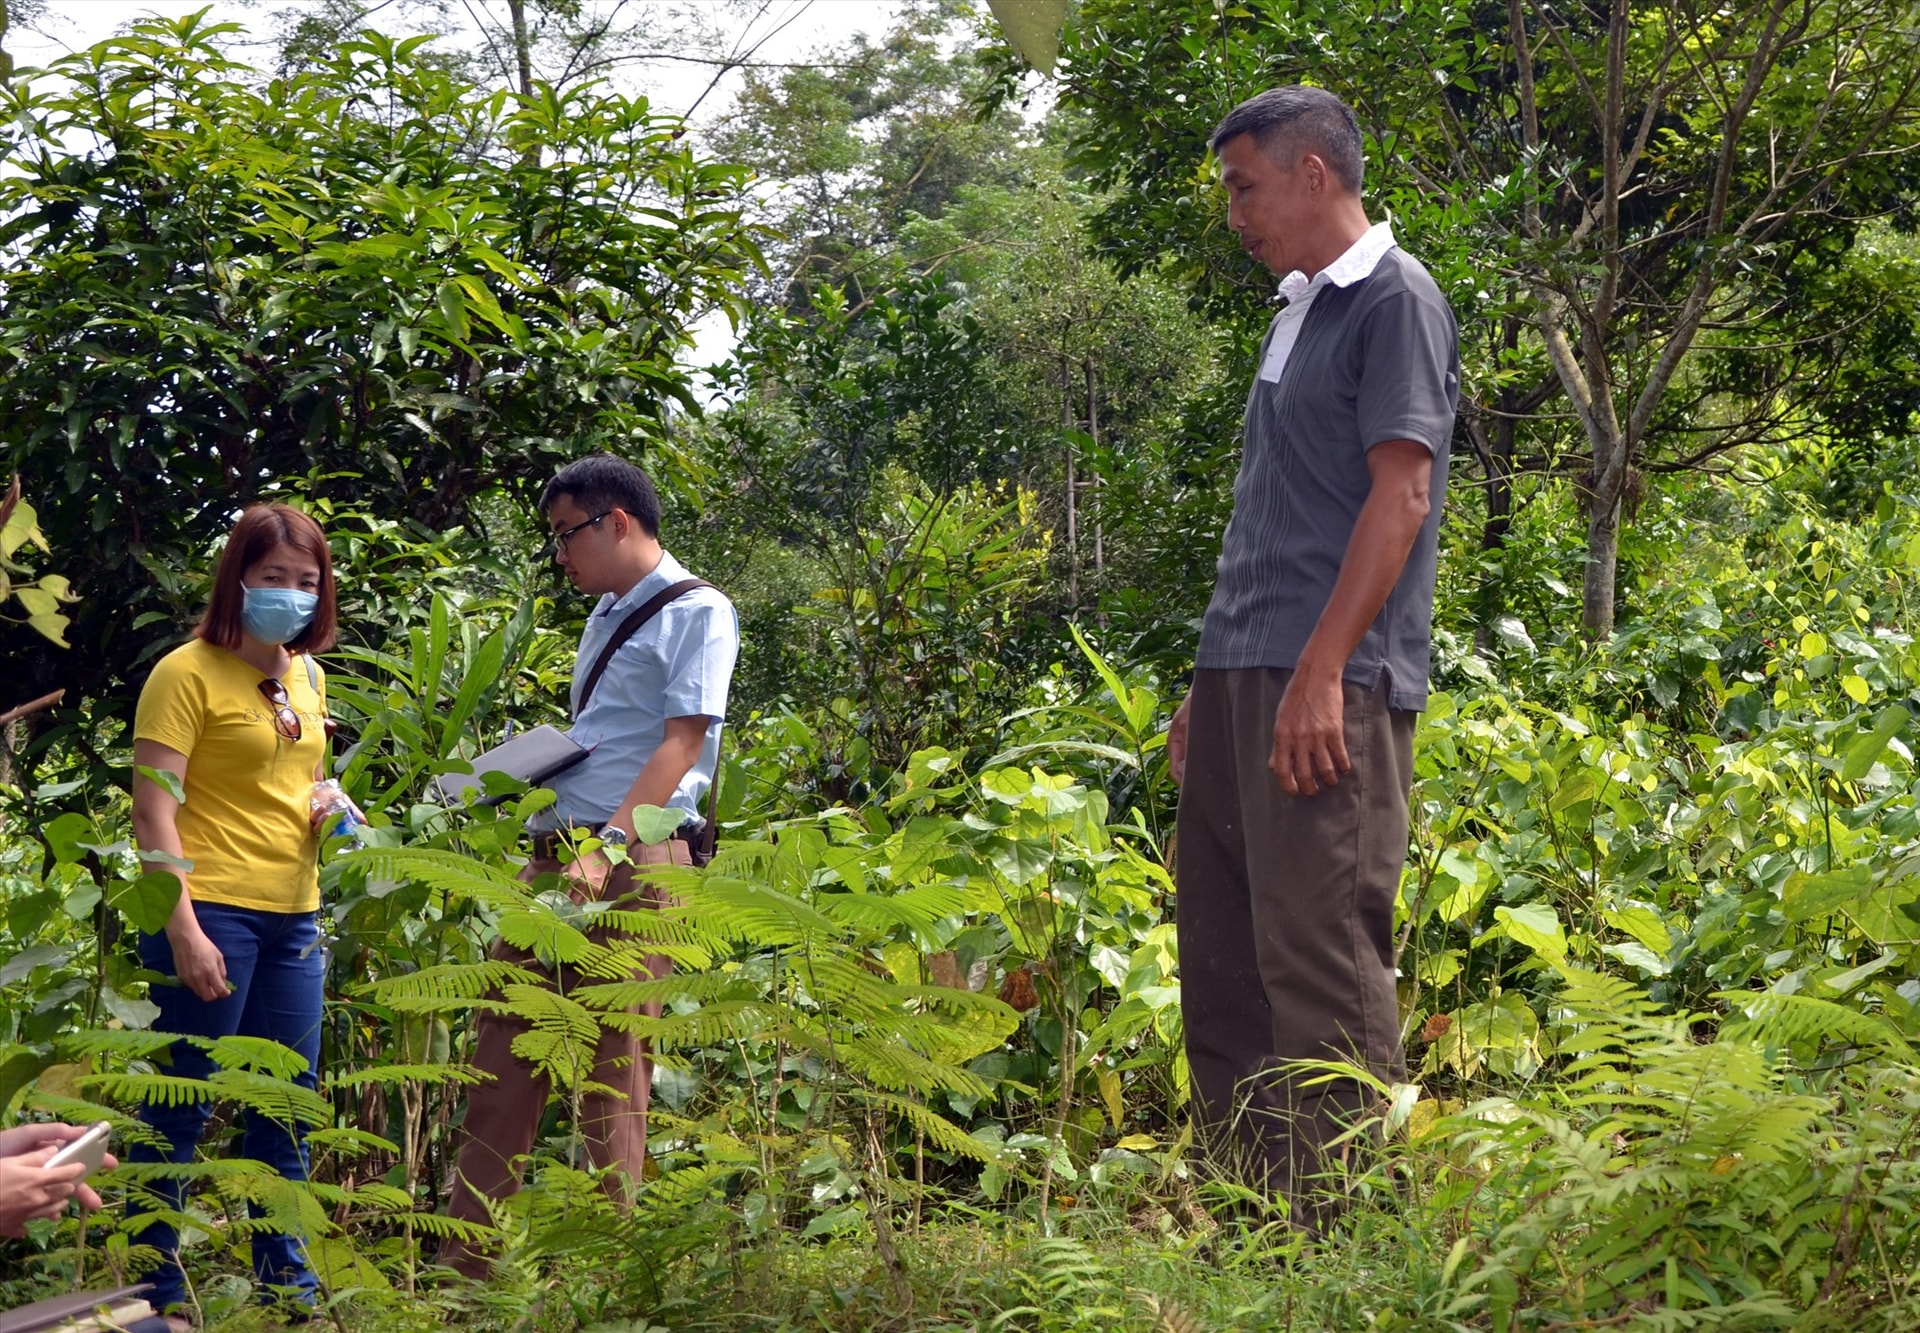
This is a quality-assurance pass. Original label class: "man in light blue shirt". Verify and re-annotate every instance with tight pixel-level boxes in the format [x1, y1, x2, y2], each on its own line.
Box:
[550, 524, 735, 832]
[444, 453, 737, 1274]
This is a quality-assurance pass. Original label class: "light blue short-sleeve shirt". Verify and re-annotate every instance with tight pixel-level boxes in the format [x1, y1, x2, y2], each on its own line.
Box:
[547, 549, 739, 825]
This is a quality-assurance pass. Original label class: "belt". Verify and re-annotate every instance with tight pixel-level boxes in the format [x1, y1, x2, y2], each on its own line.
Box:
[532, 819, 704, 861]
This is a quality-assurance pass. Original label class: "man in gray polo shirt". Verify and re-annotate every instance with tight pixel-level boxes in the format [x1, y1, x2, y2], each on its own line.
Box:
[1167, 86, 1460, 1222]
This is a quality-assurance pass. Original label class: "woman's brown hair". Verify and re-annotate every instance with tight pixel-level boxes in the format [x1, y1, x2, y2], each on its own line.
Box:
[195, 504, 337, 654]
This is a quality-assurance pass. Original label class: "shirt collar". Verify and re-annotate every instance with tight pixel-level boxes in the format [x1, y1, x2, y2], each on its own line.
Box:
[1277, 220, 1396, 303]
[593, 548, 690, 619]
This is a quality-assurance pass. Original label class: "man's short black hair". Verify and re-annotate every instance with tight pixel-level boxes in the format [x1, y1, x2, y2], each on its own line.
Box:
[538, 452, 662, 538]
[1210, 85, 1365, 196]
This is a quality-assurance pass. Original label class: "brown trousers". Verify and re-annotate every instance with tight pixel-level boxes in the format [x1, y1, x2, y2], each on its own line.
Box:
[443, 838, 687, 1276]
[1175, 667, 1414, 1216]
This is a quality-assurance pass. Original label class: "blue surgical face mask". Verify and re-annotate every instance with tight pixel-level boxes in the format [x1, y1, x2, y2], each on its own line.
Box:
[242, 586, 319, 645]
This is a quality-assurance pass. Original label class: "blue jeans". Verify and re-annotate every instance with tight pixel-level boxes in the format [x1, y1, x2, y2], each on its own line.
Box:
[128, 904, 325, 1313]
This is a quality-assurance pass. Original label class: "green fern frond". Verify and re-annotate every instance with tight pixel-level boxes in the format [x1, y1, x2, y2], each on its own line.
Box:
[317, 1180, 414, 1213]
[785, 953, 912, 1016]
[598, 1000, 778, 1050]
[324, 1063, 486, 1089]
[706, 839, 778, 873]
[633, 1161, 737, 1217]
[113, 1156, 274, 1184]
[854, 1089, 1004, 1163]
[1555, 964, 1666, 1028]
[349, 846, 528, 910]
[815, 882, 971, 939]
[680, 877, 840, 944]
[55, 1029, 181, 1061]
[81, 1067, 327, 1128]
[493, 909, 609, 972]
[1015, 1235, 1113, 1309]
[79, 1073, 216, 1108]
[826, 1027, 992, 1098]
[204, 1034, 311, 1080]
[584, 907, 713, 949]
[570, 969, 765, 1012]
[306, 1127, 399, 1158]
[358, 959, 542, 1009]
[1716, 988, 1918, 1061]
[395, 1211, 496, 1240]
[587, 936, 715, 974]
[203, 1070, 332, 1125]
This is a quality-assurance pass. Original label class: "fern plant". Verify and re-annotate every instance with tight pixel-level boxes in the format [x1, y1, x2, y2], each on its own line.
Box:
[1413, 965, 1920, 1329]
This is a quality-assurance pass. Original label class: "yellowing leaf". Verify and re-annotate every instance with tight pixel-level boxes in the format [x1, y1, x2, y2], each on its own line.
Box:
[33, 1061, 89, 1100]
[985, 0, 1069, 74]
[1113, 1133, 1158, 1151]
[1842, 674, 1871, 704]
[1096, 1066, 1124, 1128]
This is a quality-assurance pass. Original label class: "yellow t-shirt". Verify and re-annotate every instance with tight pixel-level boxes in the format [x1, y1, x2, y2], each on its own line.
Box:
[134, 639, 328, 914]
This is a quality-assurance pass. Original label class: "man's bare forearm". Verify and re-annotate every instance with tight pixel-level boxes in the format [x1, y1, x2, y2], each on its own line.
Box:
[603, 716, 710, 842]
[1295, 440, 1433, 683]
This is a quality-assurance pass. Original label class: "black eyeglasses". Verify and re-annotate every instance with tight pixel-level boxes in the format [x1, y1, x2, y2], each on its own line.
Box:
[258, 679, 301, 742]
[542, 511, 611, 558]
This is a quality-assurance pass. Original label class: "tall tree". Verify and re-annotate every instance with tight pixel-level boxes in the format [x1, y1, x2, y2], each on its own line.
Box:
[708, 0, 1033, 314]
[1053, 0, 1920, 635]
[0, 12, 760, 706]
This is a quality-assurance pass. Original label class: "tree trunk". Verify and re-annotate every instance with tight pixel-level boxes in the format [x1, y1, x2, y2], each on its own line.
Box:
[508, 0, 534, 98]
[1471, 413, 1514, 653]
[1062, 354, 1078, 607]
[1084, 357, 1102, 600]
[1582, 476, 1623, 639]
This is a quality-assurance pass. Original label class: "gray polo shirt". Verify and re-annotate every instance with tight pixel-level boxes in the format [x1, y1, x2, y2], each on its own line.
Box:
[1195, 242, 1460, 711]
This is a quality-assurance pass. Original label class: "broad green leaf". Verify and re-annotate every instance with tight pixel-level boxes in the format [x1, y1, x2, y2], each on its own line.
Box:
[0, 945, 71, 988]
[990, 833, 1055, 888]
[42, 811, 91, 865]
[99, 987, 162, 1029]
[1548, 770, 1599, 812]
[1780, 867, 1874, 924]
[627, 803, 687, 847]
[1821, 950, 1900, 996]
[135, 764, 186, 804]
[1599, 941, 1669, 976]
[437, 627, 506, 752]
[1494, 902, 1565, 959]
[0, 1049, 54, 1117]
[1840, 705, 1908, 781]
[1601, 903, 1671, 954]
[109, 870, 184, 935]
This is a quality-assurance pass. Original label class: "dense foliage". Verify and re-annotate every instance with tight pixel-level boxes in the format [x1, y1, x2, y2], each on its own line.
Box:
[7, 5, 1920, 1331]
[0, 13, 761, 710]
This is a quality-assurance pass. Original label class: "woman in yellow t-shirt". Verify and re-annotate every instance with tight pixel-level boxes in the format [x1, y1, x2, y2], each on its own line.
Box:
[129, 504, 340, 1323]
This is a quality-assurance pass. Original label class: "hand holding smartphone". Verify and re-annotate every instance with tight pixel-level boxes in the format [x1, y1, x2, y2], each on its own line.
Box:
[43, 1121, 111, 1175]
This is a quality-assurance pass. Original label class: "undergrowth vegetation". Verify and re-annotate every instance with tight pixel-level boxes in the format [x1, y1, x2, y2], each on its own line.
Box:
[7, 458, 1920, 1330]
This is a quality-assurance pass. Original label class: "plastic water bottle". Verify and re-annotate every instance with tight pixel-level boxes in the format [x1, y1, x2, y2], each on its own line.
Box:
[310, 779, 364, 846]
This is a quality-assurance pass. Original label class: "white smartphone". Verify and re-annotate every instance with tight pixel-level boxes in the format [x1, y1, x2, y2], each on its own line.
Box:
[43, 1121, 111, 1174]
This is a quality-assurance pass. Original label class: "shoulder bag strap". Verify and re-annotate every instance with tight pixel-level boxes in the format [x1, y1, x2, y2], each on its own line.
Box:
[696, 724, 724, 862]
[575, 578, 713, 718]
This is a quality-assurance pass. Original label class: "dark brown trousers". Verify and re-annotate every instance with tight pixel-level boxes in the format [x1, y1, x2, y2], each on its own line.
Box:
[1175, 667, 1414, 1215]
[443, 838, 687, 1276]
